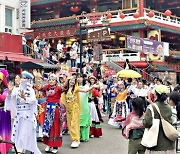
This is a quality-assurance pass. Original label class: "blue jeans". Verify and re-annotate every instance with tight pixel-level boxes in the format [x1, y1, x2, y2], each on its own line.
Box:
[71, 59, 76, 67]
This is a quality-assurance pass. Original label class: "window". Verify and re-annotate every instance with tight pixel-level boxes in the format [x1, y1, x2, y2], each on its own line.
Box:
[122, 0, 138, 9]
[123, 0, 131, 9]
[132, 0, 138, 8]
[5, 8, 13, 33]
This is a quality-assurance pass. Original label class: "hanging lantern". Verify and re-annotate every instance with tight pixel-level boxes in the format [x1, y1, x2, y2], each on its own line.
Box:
[107, 13, 112, 19]
[92, 0, 99, 2]
[148, 11, 154, 18]
[76, 1, 82, 5]
[133, 12, 140, 18]
[70, 6, 81, 13]
[164, 10, 172, 17]
[119, 13, 125, 19]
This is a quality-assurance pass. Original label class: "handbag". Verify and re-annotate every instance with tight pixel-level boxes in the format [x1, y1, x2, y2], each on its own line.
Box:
[153, 104, 179, 141]
[141, 105, 160, 148]
[114, 114, 126, 122]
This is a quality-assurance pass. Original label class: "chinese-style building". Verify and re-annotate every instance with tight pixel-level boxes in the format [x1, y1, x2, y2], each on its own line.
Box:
[30, 0, 180, 84]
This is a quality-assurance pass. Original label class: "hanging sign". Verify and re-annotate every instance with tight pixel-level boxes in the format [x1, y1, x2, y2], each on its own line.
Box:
[19, 0, 31, 29]
[126, 35, 169, 56]
[87, 28, 111, 42]
[34, 28, 76, 38]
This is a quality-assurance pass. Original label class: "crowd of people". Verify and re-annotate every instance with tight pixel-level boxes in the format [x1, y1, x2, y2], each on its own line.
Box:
[29, 36, 102, 68]
[0, 64, 180, 154]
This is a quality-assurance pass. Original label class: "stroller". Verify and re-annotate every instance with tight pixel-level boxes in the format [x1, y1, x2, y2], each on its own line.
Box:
[0, 138, 33, 154]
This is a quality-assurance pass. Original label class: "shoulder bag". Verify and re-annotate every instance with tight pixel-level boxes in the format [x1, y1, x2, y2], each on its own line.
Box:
[153, 103, 179, 141]
[141, 105, 160, 148]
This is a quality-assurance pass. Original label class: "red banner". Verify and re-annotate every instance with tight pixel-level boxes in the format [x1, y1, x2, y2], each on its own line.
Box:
[34, 28, 76, 39]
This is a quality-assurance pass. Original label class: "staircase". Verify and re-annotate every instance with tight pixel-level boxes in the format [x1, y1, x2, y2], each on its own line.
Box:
[25, 44, 56, 65]
[102, 59, 123, 76]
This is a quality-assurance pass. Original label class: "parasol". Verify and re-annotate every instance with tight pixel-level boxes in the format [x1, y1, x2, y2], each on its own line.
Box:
[117, 69, 142, 78]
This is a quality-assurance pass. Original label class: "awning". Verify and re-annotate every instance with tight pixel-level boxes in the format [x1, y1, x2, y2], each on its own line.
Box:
[117, 61, 148, 68]
[17, 61, 60, 69]
[0, 53, 35, 62]
[155, 65, 174, 72]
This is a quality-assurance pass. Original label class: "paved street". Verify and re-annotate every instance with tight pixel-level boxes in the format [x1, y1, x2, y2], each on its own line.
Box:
[38, 117, 128, 154]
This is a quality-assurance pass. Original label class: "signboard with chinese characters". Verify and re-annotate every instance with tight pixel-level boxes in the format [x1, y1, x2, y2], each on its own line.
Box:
[19, 0, 31, 29]
[87, 28, 111, 42]
[126, 35, 169, 56]
[34, 28, 76, 39]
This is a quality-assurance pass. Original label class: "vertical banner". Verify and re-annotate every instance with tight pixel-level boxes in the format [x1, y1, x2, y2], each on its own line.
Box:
[19, 0, 30, 29]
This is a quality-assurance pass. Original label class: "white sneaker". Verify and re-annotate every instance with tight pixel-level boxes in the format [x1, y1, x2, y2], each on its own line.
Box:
[51, 149, 58, 154]
[43, 132, 49, 137]
[45, 146, 52, 152]
[71, 141, 80, 148]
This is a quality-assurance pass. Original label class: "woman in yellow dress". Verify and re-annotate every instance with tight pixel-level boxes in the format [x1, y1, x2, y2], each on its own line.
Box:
[61, 76, 96, 148]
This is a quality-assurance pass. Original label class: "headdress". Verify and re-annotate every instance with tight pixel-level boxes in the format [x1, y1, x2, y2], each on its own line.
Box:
[21, 71, 34, 80]
[49, 73, 58, 81]
[0, 70, 9, 88]
[89, 75, 96, 80]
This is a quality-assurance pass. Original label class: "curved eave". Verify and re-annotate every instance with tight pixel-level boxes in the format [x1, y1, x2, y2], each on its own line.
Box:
[31, 19, 77, 28]
[31, 0, 62, 6]
[151, 25, 180, 34]
[110, 23, 147, 31]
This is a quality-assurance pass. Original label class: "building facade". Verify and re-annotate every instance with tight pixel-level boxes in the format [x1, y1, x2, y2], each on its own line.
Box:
[0, 0, 31, 34]
[30, 0, 180, 83]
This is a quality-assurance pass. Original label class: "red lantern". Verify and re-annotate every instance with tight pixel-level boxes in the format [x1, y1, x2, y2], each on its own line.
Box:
[92, 0, 99, 2]
[107, 13, 112, 19]
[70, 6, 81, 13]
[119, 13, 125, 19]
[76, 1, 82, 5]
[133, 12, 140, 18]
[148, 11, 154, 18]
[164, 10, 172, 17]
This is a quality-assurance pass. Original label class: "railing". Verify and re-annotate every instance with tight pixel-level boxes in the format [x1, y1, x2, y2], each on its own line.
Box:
[102, 48, 140, 62]
[31, 8, 180, 28]
[25, 44, 56, 65]
[144, 8, 180, 26]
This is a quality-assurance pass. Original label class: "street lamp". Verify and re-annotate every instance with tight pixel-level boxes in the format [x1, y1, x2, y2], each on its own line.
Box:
[78, 12, 88, 74]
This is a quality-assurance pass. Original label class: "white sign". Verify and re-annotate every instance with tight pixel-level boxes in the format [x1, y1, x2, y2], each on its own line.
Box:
[19, 0, 30, 29]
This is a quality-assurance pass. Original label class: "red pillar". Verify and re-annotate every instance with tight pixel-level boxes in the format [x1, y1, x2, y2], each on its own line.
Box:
[139, 30, 146, 61]
[138, 0, 144, 17]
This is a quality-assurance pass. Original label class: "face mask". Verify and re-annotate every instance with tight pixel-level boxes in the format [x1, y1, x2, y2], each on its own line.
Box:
[19, 78, 29, 89]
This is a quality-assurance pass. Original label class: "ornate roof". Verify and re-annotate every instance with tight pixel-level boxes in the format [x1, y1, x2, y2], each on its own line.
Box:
[31, 18, 77, 28]
[31, 0, 62, 6]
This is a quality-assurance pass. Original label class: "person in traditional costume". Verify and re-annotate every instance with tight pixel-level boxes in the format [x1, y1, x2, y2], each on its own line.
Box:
[5, 71, 41, 154]
[0, 70, 11, 154]
[122, 98, 145, 154]
[108, 81, 129, 128]
[42, 73, 62, 154]
[58, 71, 68, 135]
[61, 76, 95, 148]
[88, 75, 103, 138]
[33, 71, 46, 141]
[77, 75, 91, 142]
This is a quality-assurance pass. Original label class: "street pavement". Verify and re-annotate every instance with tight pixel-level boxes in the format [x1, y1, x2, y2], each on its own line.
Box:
[38, 116, 128, 154]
